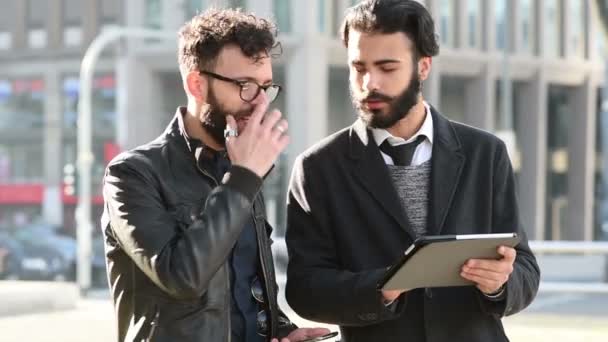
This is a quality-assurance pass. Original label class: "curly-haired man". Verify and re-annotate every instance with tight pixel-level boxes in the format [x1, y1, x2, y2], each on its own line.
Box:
[101, 8, 329, 342]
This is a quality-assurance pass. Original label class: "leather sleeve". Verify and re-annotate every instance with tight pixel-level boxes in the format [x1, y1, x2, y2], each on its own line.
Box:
[102, 154, 261, 300]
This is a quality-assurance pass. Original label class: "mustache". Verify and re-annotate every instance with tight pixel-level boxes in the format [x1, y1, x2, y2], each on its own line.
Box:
[360, 92, 393, 103]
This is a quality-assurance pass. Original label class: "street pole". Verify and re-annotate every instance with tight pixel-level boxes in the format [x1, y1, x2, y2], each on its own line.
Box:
[76, 27, 174, 294]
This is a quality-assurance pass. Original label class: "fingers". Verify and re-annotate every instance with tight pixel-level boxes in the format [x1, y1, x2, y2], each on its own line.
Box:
[270, 119, 289, 141]
[461, 272, 504, 294]
[465, 259, 513, 275]
[247, 98, 270, 128]
[461, 266, 508, 284]
[261, 109, 283, 133]
[310, 328, 331, 336]
[498, 246, 517, 262]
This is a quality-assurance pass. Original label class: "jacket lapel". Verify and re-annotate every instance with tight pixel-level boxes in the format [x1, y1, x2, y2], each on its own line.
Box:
[427, 107, 465, 235]
[349, 119, 417, 239]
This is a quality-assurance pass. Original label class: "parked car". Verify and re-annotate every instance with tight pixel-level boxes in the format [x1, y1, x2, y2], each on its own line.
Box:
[13, 223, 76, 281]
[12, 223, 108, 283]
[0, 231, 24, 280]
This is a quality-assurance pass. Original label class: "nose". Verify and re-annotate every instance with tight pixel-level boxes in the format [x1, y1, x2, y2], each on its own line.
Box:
[362, 72, 379, 93]
[250, 88, 269, 106]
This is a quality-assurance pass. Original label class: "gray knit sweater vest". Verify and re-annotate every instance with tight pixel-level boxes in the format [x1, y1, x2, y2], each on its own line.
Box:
[386, 160, 431, 237]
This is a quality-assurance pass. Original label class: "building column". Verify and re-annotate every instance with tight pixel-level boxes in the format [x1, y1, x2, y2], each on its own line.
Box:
[285, 0, 329, 170]
[43, 69, 63, 226]
[567, 75, 598, 240]
[116, 56, 166, 150]
[516, 70, 548, 240]
[424, 58, 441, 107]
[465, 64, 495, 131]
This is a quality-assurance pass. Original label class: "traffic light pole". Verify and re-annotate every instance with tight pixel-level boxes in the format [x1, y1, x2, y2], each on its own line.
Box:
[76, 27, 174, 294]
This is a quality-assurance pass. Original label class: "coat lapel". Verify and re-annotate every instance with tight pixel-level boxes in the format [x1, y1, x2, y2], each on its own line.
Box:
[427, 107, 465, 235]
[349, 119, 417, 239]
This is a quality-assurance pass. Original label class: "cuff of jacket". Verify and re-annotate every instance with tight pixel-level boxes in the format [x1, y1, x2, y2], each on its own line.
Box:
[222, 166, 263, 202]
[351, 269, 407, 324]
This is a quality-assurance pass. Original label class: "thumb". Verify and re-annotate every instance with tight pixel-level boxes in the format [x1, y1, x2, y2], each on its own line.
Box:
[498, 246, 516, 262]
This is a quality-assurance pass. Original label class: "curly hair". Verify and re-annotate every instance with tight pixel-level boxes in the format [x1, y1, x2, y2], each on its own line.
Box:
[178, 8, 279, 72]
[341, 0, 439, 60]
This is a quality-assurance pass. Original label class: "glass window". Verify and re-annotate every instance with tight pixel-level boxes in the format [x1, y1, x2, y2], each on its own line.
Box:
[0, 0, 13, 50]
[568, 0, 584, 59]
[318, 0, 326, 33]
[63, 0, 83, 47]
[62, 74, 116, 136]
[0, 143, 44, 183]
[544, 0, 560, 58]
[519, 0, 534, 54]
[0, 78, 45, 132]
[27, 0, 48, 48]
[546, 87, 570, 240]
[63, 0, 82, 25]
[226, 0, 245, 9]
[0, 32, 11, 50]
[466, 0, 480, 48]
[274, 0, 291, 34]
[0, 0, 16, 32]
[100, 0, 121, 26]
[186, 0, 205, 18]
[145, 0, 162, 29]
[439, 0, 454, 47]
[495, 0, 506, 50]
[27, 0, 48, 28]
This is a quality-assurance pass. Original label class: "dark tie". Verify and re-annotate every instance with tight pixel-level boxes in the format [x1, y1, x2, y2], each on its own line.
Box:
[379, 135, 426, 166]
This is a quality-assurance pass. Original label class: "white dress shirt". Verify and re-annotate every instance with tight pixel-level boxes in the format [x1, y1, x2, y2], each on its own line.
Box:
[372, 102, 434, 166]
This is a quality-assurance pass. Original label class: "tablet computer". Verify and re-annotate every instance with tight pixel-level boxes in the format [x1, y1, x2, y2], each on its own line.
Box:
[379, 233, 520, 291]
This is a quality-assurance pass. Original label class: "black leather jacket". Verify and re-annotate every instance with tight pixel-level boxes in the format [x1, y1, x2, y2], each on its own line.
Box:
[101, 108, 294, 341]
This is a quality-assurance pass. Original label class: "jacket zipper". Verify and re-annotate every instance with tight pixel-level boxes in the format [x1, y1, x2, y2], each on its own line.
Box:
[146, 306, 160, 341]
[194, 162, 234, 341]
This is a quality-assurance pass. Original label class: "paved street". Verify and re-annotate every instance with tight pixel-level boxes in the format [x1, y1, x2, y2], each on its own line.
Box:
[0, 291, 607, 342]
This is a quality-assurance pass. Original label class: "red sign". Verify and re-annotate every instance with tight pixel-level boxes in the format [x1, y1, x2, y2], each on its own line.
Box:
[0, 183, 103, 205]
[0, 184, 44, 204]
[104, 142, 120, 163]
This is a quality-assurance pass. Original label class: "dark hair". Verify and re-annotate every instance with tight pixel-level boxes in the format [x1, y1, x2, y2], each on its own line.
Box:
[340, 0, 439, 59]
[178, 8, 279, 71]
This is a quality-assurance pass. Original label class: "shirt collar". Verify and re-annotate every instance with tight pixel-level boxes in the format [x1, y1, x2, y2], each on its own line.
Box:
[372, 101, 434, 147]
[176, 106, 227, 162]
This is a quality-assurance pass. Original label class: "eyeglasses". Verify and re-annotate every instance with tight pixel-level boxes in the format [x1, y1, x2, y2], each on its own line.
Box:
[201, 70, 282, 103]
[251, 276, 292, 337]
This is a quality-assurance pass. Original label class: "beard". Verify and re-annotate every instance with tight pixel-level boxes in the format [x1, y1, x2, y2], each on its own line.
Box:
[351, 66, 421, 129]
[200, 87, 252, 146]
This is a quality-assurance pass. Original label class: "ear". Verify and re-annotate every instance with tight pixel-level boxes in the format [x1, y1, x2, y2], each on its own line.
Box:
[418, 57, 432, 82]
[185, 70, 207, 102]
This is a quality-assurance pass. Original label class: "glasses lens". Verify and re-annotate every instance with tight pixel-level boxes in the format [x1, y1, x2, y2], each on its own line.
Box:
[266, 85, 280, 103]
[241, 83, 259, 102]
[251, 277, 264, 303]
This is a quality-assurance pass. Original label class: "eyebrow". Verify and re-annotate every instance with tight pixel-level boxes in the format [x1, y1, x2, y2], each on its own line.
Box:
[351, 59, 401, 67]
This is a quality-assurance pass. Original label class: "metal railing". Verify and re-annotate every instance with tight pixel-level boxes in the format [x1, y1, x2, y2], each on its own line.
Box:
[530, 241, 608, 293]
